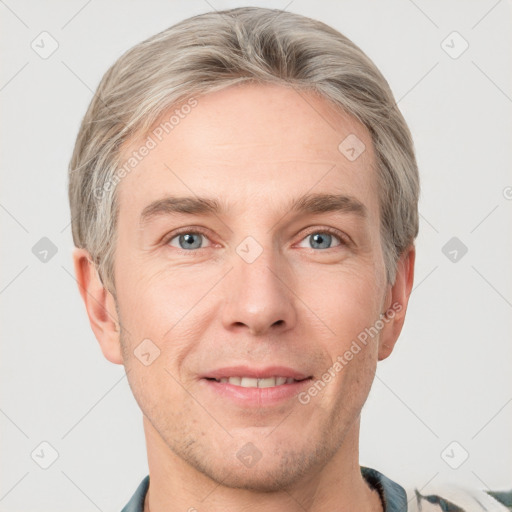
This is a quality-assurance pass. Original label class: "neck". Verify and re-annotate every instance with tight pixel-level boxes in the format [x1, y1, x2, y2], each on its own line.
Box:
[142, 415, 382, 512]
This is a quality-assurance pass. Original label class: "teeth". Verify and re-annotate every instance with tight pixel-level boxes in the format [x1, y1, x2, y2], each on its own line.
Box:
[240, 377, 258, 388]
[257, 377, 276, 388]
[216, 376, 299, 388]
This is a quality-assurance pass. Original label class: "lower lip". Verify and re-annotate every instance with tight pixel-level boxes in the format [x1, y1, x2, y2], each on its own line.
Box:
[201, 378, 311, 407]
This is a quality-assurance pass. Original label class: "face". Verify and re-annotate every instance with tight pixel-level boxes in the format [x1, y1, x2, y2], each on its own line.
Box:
[104, 83, 406, 491]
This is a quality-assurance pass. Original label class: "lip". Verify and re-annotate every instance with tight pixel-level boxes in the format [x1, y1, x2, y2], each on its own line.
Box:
[202, 365, 309, 380]
[200, 366, 312, 407]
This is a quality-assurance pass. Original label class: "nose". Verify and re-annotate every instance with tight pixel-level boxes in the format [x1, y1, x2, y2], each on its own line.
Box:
[220, 242, 297, 336]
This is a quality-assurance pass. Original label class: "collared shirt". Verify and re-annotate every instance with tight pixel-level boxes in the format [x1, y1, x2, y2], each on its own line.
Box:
[121, 466, 407, 512]
[120, 466, 512, 512]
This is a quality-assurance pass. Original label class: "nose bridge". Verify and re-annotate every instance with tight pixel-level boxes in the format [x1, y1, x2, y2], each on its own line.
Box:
[220, 235, 296, 335]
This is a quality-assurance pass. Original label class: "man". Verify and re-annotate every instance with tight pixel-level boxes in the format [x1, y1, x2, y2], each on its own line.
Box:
[67, 7, 510, 512]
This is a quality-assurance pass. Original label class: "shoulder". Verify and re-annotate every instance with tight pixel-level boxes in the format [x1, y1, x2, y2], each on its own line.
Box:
[361, 467, 511, 512]
[405, 483, 512, 512]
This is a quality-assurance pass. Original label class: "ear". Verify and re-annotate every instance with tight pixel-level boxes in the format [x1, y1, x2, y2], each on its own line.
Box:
[72, 248, 123, 364]
[377, 245, 415, 361]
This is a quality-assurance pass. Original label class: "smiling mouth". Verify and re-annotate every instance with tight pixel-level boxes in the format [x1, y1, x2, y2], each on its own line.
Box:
[206, 376, 311, 388]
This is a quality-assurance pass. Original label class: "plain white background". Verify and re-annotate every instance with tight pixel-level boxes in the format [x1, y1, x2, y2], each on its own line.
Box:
[1, 1, 511, 511]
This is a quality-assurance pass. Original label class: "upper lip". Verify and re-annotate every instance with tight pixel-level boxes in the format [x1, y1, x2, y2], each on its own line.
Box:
[203, 366, 310, 380]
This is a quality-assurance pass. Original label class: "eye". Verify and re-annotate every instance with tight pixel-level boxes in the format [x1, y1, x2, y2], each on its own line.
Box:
[167, 231, 212, 250]
[297, 229, 344, 250]
[164, 228, 347, 252]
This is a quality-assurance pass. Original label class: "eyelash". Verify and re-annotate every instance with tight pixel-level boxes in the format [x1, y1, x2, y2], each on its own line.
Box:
[163, 226, 351, 254]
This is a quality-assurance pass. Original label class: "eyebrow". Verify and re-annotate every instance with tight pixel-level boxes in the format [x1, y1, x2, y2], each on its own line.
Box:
[139, 192, 367, 226]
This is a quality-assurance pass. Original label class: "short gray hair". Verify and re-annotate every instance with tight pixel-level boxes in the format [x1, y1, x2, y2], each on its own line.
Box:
[68, 6, 419, 295]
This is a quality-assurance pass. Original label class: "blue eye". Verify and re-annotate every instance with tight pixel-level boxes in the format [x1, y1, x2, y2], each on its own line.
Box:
[168, 232, 210, 250]
[165, 228, 346, 253]
[298, 231, 343, 250]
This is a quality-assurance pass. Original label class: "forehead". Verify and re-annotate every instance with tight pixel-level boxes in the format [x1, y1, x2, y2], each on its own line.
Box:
[117, 83, 379, 220]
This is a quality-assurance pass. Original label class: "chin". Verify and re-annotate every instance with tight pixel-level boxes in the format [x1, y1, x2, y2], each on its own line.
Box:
[181, 441, 327, 493]
[199, 459, 310, 493]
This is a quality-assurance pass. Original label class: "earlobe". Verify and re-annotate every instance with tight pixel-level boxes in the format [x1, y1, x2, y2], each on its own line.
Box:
[72, 248, 123, 365]
[378, 245, 415, 361]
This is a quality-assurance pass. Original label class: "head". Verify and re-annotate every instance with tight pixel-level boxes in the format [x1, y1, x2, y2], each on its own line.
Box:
[70, 7, 418, 492]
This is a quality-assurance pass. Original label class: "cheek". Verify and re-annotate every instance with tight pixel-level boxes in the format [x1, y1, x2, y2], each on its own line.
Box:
[118, 298, 194, 428]
[116, 260, 200, 334]
[300, 265, 384, 344]
[116, 265, 216, 383]
[298, 267, 383, 400]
